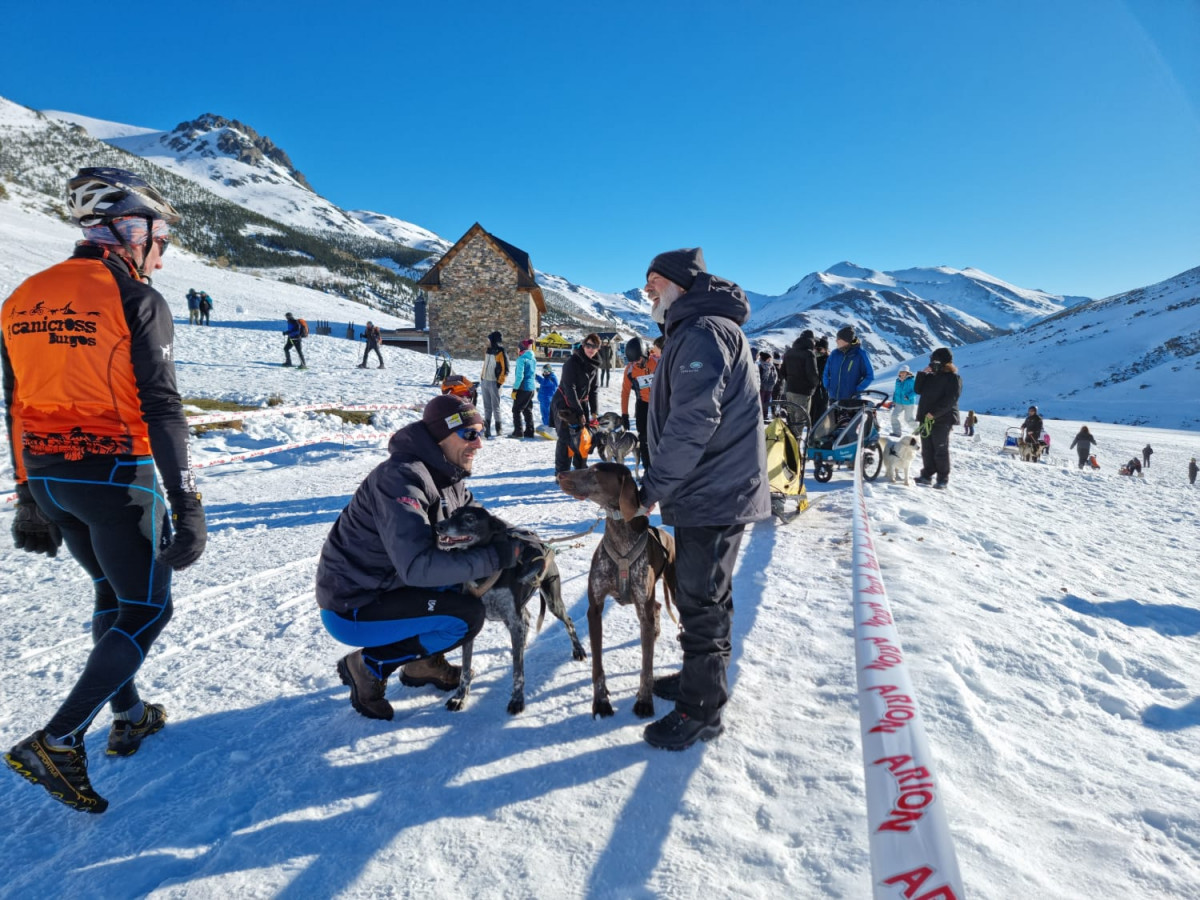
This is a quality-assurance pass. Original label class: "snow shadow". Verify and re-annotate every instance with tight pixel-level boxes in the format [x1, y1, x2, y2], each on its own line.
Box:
[1057, 594, 1200, 637]
[3, 681, 687, 896]
[583, 517, 778, 895]
[1141, 697, 1200, 731]
[204, 496, 348, 533]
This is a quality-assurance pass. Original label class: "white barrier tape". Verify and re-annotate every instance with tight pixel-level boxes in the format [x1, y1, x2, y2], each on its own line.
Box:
[851, 415, 965, 899]
[186, 402, 422, 427]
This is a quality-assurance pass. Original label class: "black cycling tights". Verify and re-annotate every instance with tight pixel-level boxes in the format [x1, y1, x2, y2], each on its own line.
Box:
[27, 456, 172, 747]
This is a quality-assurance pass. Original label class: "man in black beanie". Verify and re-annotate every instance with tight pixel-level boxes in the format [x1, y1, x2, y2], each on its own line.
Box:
[315, 394, 527, 721]
[823, 323, 875, 402]
[635, 248, 769, 750]
[645, 248, 707, 325]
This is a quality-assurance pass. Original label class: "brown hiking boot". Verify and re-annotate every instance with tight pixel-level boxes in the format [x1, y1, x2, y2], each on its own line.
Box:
[399, 653, 461, 691]
[336, 651, 394, 720]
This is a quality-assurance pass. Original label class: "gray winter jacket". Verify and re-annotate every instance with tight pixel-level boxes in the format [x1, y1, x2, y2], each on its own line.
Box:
[315, 422, 504, 613]
[642, 273, 770, 526]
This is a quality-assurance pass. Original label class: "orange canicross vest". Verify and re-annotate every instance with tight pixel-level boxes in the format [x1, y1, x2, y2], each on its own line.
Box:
[3, 257, 151, 479]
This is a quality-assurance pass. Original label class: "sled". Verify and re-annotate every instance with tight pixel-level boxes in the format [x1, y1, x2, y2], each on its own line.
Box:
[765, 402, 809, 523]
[1001, 427, 1022, 456]
[432, 352, 452, 386]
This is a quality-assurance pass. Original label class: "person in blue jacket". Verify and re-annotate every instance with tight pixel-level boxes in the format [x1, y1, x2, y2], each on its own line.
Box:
[536, 364, 558, 427]
[823, 325, 874, 402]
[508, 338, 537, 438]
[890, 365, 917, 435]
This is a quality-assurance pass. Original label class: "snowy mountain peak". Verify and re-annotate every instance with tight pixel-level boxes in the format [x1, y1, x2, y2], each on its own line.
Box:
[163, 113, 314, 192]
[746, 261, 1093, 366]
[825, 261, 887, 281]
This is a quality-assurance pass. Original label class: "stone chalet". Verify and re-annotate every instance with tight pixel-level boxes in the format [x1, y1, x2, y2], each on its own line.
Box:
[416, 223, 546, 359]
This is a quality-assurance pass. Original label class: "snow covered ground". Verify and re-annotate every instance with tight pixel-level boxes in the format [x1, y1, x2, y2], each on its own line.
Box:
[1, 203, 1199, 898]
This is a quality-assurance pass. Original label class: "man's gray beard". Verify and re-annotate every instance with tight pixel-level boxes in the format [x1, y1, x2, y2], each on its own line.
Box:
[650, 282, 684, 324]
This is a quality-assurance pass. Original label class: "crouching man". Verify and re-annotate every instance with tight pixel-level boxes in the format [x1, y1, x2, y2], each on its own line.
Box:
[315, 395, 525, 720]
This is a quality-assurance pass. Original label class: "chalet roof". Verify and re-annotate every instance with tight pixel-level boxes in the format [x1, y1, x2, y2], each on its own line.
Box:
[417, 222, 546, 313]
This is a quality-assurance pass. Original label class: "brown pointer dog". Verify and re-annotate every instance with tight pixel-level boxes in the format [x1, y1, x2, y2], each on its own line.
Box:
[557, 462, 677, 718]
[436, 506, 586, 714]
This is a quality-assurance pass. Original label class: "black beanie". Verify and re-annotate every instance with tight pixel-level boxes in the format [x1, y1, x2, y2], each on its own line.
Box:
[646, 247, 706, 292]
[422, 394, 484, 442]
[488, 331, 502, 344]
[837, 325, 856, 343]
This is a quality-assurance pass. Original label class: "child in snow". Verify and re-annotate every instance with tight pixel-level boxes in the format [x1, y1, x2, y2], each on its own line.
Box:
[536, 364, 558, 427]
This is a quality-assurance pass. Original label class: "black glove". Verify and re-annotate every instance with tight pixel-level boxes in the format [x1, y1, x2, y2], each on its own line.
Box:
[489, 531, 521, 569]
[12, 483, 61, 557]
[620, 413, 630, 431]
[159, 490, 207, 571]
[578, 412, 590, 427]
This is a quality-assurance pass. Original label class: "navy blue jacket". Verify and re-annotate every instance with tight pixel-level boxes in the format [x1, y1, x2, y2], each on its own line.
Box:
[315, 422, 504, 613]
[642, 273, 769, 526]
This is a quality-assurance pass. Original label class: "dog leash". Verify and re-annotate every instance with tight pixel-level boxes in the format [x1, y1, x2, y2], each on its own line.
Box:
[545, 515, 604, 545]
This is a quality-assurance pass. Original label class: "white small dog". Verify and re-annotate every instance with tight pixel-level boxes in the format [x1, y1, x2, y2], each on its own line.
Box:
[882, 434, 921, 485]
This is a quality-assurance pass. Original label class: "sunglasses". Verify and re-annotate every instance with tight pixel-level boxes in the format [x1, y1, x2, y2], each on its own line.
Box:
[455, 427, 484, 442]
[153, 236, 170, 256]
[584, 342, 600, 351]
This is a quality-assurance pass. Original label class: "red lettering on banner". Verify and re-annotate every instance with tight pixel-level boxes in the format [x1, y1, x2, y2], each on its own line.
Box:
[874, 755, 937, 832]
[882, 866, 958, 899]
[859, 573, 887, 595]
[861, 601, 893, 627]
[859, 550, 880, 572]
[866, 684, 916, 733]
[863, 636, 903, 670]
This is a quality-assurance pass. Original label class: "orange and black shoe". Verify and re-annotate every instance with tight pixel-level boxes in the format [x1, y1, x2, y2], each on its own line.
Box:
[5, 731, 108, 814]
[107, 703, 167, 757]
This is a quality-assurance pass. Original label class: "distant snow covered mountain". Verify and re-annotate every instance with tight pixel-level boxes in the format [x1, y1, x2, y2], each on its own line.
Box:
[926, 265, 1200, 429]
[47, 110, 389, 242]
[10, 94, 1197, 427]
[41, 105, 648, 334]
[746, 261, 1091, 364]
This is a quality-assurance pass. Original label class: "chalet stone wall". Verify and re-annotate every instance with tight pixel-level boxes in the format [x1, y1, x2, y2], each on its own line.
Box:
[427, 233, 538, 359]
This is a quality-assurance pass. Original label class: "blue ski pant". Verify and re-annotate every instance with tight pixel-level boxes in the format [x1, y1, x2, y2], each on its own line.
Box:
[320, 588, 485, 679]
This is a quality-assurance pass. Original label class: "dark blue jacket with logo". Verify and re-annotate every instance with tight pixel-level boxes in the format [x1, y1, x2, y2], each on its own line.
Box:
[642, 273, 769, 526]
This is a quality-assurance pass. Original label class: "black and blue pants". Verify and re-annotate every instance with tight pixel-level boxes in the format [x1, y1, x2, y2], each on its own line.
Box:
[320, 588, 485, 679]
[26, 456, 173, 747]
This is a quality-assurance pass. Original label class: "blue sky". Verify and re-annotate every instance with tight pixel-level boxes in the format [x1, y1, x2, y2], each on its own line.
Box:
[3, 1, 1198, 299]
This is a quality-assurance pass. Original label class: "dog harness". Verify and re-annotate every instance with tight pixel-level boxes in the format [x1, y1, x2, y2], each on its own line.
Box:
[602, 510, 649, 605]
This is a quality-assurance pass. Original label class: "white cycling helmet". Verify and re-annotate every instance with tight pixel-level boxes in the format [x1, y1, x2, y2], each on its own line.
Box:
[67, 167, 180, 227]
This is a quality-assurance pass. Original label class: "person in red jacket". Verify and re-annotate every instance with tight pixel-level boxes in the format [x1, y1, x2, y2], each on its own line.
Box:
[2, 167, 206, 814]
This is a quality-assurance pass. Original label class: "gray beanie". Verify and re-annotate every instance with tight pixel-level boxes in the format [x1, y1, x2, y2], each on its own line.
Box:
[646, 247, 707, 291]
